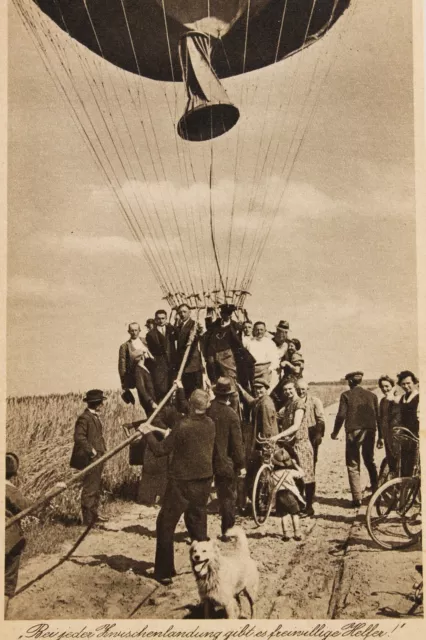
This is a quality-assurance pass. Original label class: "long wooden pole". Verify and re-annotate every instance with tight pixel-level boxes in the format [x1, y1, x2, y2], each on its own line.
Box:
[6, 323, 198, 529]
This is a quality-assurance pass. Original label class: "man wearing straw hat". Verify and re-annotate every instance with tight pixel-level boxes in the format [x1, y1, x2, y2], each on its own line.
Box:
[70, 389, 107, 526]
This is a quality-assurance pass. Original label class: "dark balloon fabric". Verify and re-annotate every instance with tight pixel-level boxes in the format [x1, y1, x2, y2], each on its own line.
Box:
[35, 0, 351, 82]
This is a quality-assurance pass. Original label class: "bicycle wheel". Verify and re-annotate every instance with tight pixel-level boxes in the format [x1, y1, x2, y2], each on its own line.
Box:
[401, 483, 422, 541]
[366, 477, 422, 550]
[252, 464, 274, 526]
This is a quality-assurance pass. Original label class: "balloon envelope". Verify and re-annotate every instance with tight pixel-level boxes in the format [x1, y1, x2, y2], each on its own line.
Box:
[34, 0, 351, 81]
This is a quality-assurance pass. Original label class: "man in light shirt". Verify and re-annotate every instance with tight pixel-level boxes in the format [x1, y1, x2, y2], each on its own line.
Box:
[242, 320, 253, 348]
[245, 321, 278, 388]
[118, 322, 157, 416]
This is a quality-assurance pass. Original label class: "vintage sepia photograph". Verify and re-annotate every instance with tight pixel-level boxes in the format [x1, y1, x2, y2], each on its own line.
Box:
[2, 0, 424, 628]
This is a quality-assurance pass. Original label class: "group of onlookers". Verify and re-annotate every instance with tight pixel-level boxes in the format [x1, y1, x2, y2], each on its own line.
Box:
[5, 301, 420, 607]
[332, 369, 420, 508]
[118, 305, 305, 417]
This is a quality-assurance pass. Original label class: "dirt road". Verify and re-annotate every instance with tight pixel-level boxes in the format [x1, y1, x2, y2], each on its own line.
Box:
[8, 402, 422, 620]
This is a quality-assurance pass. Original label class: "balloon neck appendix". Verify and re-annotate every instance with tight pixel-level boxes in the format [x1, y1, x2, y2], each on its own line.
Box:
[15, 0, 352, 312]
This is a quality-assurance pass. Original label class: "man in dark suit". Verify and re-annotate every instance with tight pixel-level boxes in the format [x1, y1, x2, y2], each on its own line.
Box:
[208, 377, 246, 536]
[145, 309, 177, 400]
[331, 371, 380, 508]
[70, 389, 107, 526]
[175, 304, 204, 399]
[118, 322, 157, 416]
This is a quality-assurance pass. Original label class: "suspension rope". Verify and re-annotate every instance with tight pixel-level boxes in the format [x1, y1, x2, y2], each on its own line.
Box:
[239, 0, 324, 289]
[19, 0, 170, 295]
[209, 147, 226, 299]
[245, 0, 358, 290]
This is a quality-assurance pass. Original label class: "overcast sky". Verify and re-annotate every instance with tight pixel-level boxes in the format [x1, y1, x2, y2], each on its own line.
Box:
[7, 0, 418, 396]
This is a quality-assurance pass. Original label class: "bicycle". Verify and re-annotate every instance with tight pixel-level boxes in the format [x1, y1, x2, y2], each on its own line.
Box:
[251, 433, 295, 526]
[366, 427, 421, 550]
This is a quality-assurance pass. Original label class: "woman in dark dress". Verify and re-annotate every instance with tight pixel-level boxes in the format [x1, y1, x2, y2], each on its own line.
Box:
[396, 370, 420, 477]
[377, 375, 399, 475]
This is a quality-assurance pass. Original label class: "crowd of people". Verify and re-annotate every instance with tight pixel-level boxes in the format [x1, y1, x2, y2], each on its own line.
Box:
[4, 303, 420, 608]
[118, 305, 305, 414]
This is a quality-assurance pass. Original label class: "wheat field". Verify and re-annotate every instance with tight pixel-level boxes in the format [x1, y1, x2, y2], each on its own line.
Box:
[6, 390, 146, 520]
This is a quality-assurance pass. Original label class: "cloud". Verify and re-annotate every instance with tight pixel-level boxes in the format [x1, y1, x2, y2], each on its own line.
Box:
[31, 232, 143, 256]
[8, 275, 86, 300]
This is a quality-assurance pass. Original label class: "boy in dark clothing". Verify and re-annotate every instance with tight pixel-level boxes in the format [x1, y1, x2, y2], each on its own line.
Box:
[143, 388, 216, 585]
[5, 452, 30, 617]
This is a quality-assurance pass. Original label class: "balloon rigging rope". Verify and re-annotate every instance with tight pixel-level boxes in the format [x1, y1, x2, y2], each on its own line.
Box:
[209, 147, 227, 299]
[245, 0, 358, 290]
[222, 0, 252, 297]
[234, 0, 293, 291]
[79, 1, 185, 294]
[23, 0, 167, 292]
[51, 0, 173, 292]
[112, 0, 199, 297]
[114, 0, 198, 297]
[12, 0, 165, 291]
[30, 0, 175, 295]
[14, 0, 354, 306]
[239, 0, 322, 290]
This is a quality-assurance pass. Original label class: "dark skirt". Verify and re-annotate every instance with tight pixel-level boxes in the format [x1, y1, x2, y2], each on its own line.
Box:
[276, 489, 300, 516]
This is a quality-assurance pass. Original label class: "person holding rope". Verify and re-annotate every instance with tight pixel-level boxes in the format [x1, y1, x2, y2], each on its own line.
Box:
[141, 388, 216, 585]
[5, 453, 31, 617]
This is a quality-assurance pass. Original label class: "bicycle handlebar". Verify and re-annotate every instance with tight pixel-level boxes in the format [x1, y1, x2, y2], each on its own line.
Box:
[393, 426, 419, 445]
[256, 432, 293, 445]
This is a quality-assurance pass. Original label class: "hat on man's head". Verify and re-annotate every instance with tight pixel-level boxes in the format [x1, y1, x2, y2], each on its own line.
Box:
[277, 320, 290, 331]
[83, 389, 106, 404]
[254, 379, 270, 389]
[6, 452, 20, 477]
[189, 389, 211, 413]
[219, 303, 236, 315]
[345, 371, 364, 382]
[214, 377, 234, 396]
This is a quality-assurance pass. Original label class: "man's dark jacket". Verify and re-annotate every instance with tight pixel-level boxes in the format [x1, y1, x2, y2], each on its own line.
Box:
[146, 413, 216, 480]
[203, 319, 255, 388]
[208, 398, 245, 477]
[146, 325, 177, 393]
[70, 409, 107, 470]
[334, 386, 379, 435]
[175, 319, 203, 374]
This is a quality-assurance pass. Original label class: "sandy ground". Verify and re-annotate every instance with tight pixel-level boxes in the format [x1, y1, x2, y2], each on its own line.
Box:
[8, 401, 423, 620]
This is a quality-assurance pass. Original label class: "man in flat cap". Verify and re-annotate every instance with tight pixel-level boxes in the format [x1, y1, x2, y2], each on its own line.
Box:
[70, 389, 107, 526]
[331, 372, 380, 508]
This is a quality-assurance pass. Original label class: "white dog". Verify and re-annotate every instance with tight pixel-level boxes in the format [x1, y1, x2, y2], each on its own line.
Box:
[189, 526, 259, 619]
